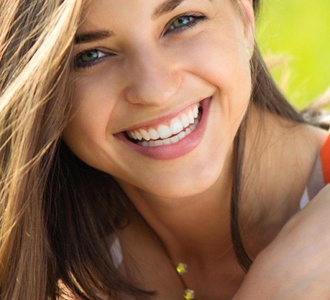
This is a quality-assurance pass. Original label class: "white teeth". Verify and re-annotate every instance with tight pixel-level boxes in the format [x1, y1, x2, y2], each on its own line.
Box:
[126, 103, 202, 144]
[188, 111, 194, 124]
[178, 131, 186, 140]
[135, 131, 143, 140]
[158, 125, 172, 139]
[137, 118, 199, 147]
[149, 129, 159, 140]
[155, 140, 163, 146]
[193, 105, 198, 118]
[170, 118, 183, 135]
[129, 131, 136, 139]
[170, 135, 179, 144]
[191, 118, 198, 130]
[140, 129, 150, 141]
[181, 114, 190, 127]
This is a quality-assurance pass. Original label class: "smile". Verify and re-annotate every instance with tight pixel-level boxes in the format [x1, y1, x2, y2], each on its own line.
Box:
[125, 104, 201, 147]
[116, 98, 210, 160]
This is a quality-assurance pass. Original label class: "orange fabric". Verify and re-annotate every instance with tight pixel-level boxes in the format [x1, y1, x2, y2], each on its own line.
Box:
[321, 133, 330, 184]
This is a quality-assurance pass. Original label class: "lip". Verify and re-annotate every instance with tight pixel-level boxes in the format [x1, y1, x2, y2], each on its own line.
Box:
[121, 101, 201, 132]
[115, 97, 211, 160]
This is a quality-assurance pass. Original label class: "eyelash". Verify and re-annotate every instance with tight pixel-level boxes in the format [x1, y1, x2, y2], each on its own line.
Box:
[73, 49, 111, 70]
[73, 14, 206, 70]
[164, 14, 206, 35]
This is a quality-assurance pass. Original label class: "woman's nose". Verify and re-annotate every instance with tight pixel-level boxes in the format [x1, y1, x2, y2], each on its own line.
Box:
[124, 46, 181, 106]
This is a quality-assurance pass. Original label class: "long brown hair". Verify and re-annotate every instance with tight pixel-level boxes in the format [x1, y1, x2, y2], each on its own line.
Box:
[0, 0, 303, 299]
[0, 0, 85, 298]
[230, 0, 304, 272]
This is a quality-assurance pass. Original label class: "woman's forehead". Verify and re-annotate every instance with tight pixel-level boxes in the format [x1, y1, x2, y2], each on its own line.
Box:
[78, 0, 220, 32]
[81, 0, 217, 18]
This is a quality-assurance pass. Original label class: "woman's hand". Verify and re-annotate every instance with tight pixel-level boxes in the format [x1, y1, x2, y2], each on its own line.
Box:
[234, 184, 330, 299]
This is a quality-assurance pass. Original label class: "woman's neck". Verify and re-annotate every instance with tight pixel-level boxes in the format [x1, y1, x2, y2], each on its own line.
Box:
[118, 150, 235, 263]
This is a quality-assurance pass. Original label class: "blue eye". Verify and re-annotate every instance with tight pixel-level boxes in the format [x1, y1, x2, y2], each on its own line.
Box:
[172, 16, 194, 28]
[74, 49, 107, 69]
[166, 15, 206, 34]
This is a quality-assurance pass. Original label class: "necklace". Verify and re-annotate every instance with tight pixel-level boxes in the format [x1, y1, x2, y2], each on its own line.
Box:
[175, 262, 195, 300]
[138, 215, 196, 299]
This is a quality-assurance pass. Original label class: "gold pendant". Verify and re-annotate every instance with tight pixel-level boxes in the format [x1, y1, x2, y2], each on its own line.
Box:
[184, 289, 195, 300]
[176, 263, 188, 275]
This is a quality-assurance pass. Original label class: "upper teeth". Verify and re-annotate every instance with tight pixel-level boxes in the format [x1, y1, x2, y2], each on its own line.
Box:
[127, 104, 199, 141]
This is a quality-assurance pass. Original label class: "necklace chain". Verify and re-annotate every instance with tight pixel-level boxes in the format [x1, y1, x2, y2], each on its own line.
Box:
[176, 263, 195, 300]
[146, 221, 195, 299]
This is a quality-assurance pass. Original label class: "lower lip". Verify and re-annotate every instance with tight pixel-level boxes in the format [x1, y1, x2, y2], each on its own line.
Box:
[116, 97, 211, 160]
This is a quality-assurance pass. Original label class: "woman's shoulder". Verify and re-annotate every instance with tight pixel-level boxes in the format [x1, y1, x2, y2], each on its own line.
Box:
[244, 119, 326, 221]
[274, 122, 327, 201]
[301, 122, 327, 149]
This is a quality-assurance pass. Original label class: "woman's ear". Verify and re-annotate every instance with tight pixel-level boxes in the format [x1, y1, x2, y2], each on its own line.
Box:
[239, 0, 255, 53]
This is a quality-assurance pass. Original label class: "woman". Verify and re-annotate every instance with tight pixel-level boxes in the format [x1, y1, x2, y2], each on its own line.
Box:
[0, 0, 330, 299]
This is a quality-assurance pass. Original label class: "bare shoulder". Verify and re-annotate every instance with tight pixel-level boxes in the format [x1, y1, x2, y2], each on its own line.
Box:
[299, 122, 327, 149]
[272, 121, 327, 194]
[242, 114, 330, 258]
[243, 114, 327, 229]
[289, 122, 327, 168]
[247, 107, 327, 160]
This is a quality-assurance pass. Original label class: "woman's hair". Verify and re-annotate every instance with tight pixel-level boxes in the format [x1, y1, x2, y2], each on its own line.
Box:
[0, 0, 303, 299]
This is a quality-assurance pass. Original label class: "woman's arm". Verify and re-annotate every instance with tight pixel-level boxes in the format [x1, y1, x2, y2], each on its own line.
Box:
[234, 184, 330, 299]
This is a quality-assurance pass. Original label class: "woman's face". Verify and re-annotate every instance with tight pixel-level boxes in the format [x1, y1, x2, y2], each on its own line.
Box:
[63, 0, 254, 199]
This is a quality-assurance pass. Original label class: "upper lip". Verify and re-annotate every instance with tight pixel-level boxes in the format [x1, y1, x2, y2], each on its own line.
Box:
[116, 97, 209, 134]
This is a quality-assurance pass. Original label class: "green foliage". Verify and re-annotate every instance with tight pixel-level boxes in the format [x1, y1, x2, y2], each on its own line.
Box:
[257, 0, 330, 108]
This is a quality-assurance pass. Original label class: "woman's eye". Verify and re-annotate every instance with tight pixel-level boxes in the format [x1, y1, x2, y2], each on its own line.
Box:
[166, 15, 206, 34]
[73, 49, 108, 69]
[172, 16, 194, 28]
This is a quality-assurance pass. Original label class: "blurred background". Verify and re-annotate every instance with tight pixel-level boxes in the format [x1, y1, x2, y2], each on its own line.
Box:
[256, 0, 330, 109]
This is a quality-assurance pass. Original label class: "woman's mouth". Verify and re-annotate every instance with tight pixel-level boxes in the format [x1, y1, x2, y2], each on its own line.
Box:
[125, 103, 202, 147]
[116, 98, 210, 160]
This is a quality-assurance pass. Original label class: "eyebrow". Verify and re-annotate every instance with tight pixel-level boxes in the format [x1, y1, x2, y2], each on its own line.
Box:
[152, 0, 186, 19]
[74, 0, 206, 43]
[74, 30, 113, 44]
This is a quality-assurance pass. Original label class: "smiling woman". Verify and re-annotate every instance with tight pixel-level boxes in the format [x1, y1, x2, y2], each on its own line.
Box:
[1, 0, 330, 299]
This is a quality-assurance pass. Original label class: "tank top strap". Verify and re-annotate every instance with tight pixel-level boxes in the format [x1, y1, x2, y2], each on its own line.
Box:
[300, 134, 329, 208]
[320, 132, 330, 184]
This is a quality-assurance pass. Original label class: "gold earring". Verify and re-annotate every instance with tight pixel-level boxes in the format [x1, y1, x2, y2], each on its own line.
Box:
[245, 46, 253, 60]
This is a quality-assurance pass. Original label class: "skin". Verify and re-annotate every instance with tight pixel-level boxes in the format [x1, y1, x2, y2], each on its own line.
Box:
[63, 0, 327, 298]
[234, 184, 330, 299]
[65, 0, 254, 198]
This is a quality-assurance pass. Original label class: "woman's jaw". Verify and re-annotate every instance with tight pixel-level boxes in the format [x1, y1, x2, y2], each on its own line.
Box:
[115, 97, 211, 160]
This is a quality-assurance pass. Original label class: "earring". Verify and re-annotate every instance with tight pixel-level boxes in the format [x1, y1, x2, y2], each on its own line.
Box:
[245, 46, 253, 60]
[245, 46, 252, 57]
